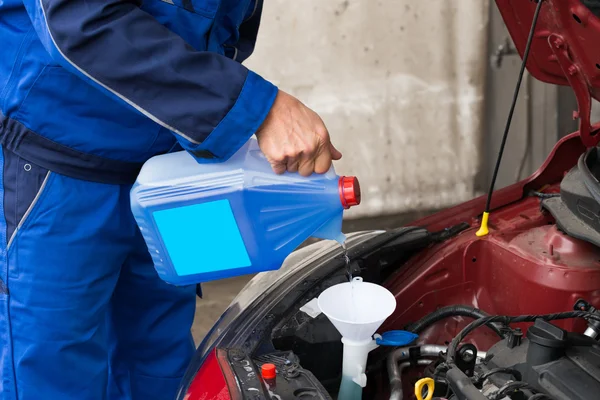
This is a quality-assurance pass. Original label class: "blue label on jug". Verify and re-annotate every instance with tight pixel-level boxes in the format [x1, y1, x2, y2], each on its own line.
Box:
[153, 199, 251, 276]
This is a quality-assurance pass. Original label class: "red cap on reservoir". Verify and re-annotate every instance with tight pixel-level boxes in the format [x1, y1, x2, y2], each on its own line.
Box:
[261, 363, 277, 380]
[339, 176, 361, 209]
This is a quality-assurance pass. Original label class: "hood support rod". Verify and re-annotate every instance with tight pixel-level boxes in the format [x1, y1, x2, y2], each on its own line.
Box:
[477, 0, 545, 237]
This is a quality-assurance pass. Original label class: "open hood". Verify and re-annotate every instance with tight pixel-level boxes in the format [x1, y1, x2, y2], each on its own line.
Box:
[496, 0, 600, 146]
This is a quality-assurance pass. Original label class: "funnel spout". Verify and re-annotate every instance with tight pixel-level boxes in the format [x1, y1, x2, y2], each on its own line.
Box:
[339, 338, 379, 399]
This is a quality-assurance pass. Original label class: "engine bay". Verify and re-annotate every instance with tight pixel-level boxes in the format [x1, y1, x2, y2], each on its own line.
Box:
[239, 213, 600, 400]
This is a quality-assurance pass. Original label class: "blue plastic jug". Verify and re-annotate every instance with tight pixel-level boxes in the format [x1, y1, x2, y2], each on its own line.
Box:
[130, 138, 360, 285]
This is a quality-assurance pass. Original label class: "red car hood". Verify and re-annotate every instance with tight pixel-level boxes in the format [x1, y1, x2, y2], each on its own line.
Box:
[496, 0, 600, 146]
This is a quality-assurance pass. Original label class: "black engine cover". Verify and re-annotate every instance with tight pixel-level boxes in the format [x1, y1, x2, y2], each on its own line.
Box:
[481, 319, 600, 400]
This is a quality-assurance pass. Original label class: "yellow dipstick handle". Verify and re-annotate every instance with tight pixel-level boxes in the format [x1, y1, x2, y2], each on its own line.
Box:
[415, 377, 435, 400]
[476, 211, 490, 237]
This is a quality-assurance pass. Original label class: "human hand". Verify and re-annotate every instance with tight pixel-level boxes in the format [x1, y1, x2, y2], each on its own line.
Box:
[255, 90, 342, 176]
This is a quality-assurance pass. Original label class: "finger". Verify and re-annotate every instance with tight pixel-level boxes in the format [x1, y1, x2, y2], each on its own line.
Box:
[298, 159, 316, 177]
[329, 142, 343, 160]
[271, 160, 287, 175]
[314, 146, 333, 174]
[287, 158, 300, 173]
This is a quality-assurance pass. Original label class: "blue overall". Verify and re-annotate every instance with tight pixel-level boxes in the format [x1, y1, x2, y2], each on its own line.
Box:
[0, 0, 277, 399]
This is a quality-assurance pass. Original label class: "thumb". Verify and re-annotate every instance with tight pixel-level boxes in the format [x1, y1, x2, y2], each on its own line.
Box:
[329, 142, 342, 160]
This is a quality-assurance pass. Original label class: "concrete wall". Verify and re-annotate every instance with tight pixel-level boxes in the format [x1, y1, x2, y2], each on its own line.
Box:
[245, 0, 490, 218]
[594, 100, 600, 122]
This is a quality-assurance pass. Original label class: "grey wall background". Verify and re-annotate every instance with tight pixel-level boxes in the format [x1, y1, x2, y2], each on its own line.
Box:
[244, 0, 598, 219]
[245, 0, 490, 219]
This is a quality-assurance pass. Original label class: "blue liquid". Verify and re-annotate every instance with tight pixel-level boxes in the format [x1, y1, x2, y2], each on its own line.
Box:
[133, 180, 344, 285]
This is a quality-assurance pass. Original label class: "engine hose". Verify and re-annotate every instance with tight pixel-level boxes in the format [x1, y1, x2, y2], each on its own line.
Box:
[389, 345, 447, 400]
[405, 305, 505, 339]
[390, 359, 432, 400]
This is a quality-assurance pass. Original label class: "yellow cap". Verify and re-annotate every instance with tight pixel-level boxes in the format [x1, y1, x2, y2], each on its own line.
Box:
[476, 211, 490, 237]
[415, 377, 435, 400]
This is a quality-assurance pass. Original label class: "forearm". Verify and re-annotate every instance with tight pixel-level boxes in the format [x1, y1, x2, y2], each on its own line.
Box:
[24, 0, 277, 160]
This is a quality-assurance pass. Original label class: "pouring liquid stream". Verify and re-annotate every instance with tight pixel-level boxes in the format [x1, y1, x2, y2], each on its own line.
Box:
[340, 241, 358, 323]
[341, 242, 351, 281]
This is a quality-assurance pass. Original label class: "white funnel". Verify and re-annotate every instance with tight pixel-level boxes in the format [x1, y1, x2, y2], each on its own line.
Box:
[318, 277, 396, 341]
[318, 277, 396, 400]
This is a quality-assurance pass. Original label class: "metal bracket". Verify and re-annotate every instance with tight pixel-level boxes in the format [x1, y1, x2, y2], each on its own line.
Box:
[548, 34, 600, 147]
[491, 36, 518, 69]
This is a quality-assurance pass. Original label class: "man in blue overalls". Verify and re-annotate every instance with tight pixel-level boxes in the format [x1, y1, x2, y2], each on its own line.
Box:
[0, 1, 342, 399]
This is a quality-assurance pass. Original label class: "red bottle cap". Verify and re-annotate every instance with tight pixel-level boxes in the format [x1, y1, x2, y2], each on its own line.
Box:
[261, 363, 277, 380]
[339, 176, 361, 209]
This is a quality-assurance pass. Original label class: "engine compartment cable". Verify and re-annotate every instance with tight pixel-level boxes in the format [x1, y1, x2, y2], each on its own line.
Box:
[405, 305, 506, 338]
[476, 0, 545, 237]
[370, 304, 500, 375]
[528, 190, 560, 199]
